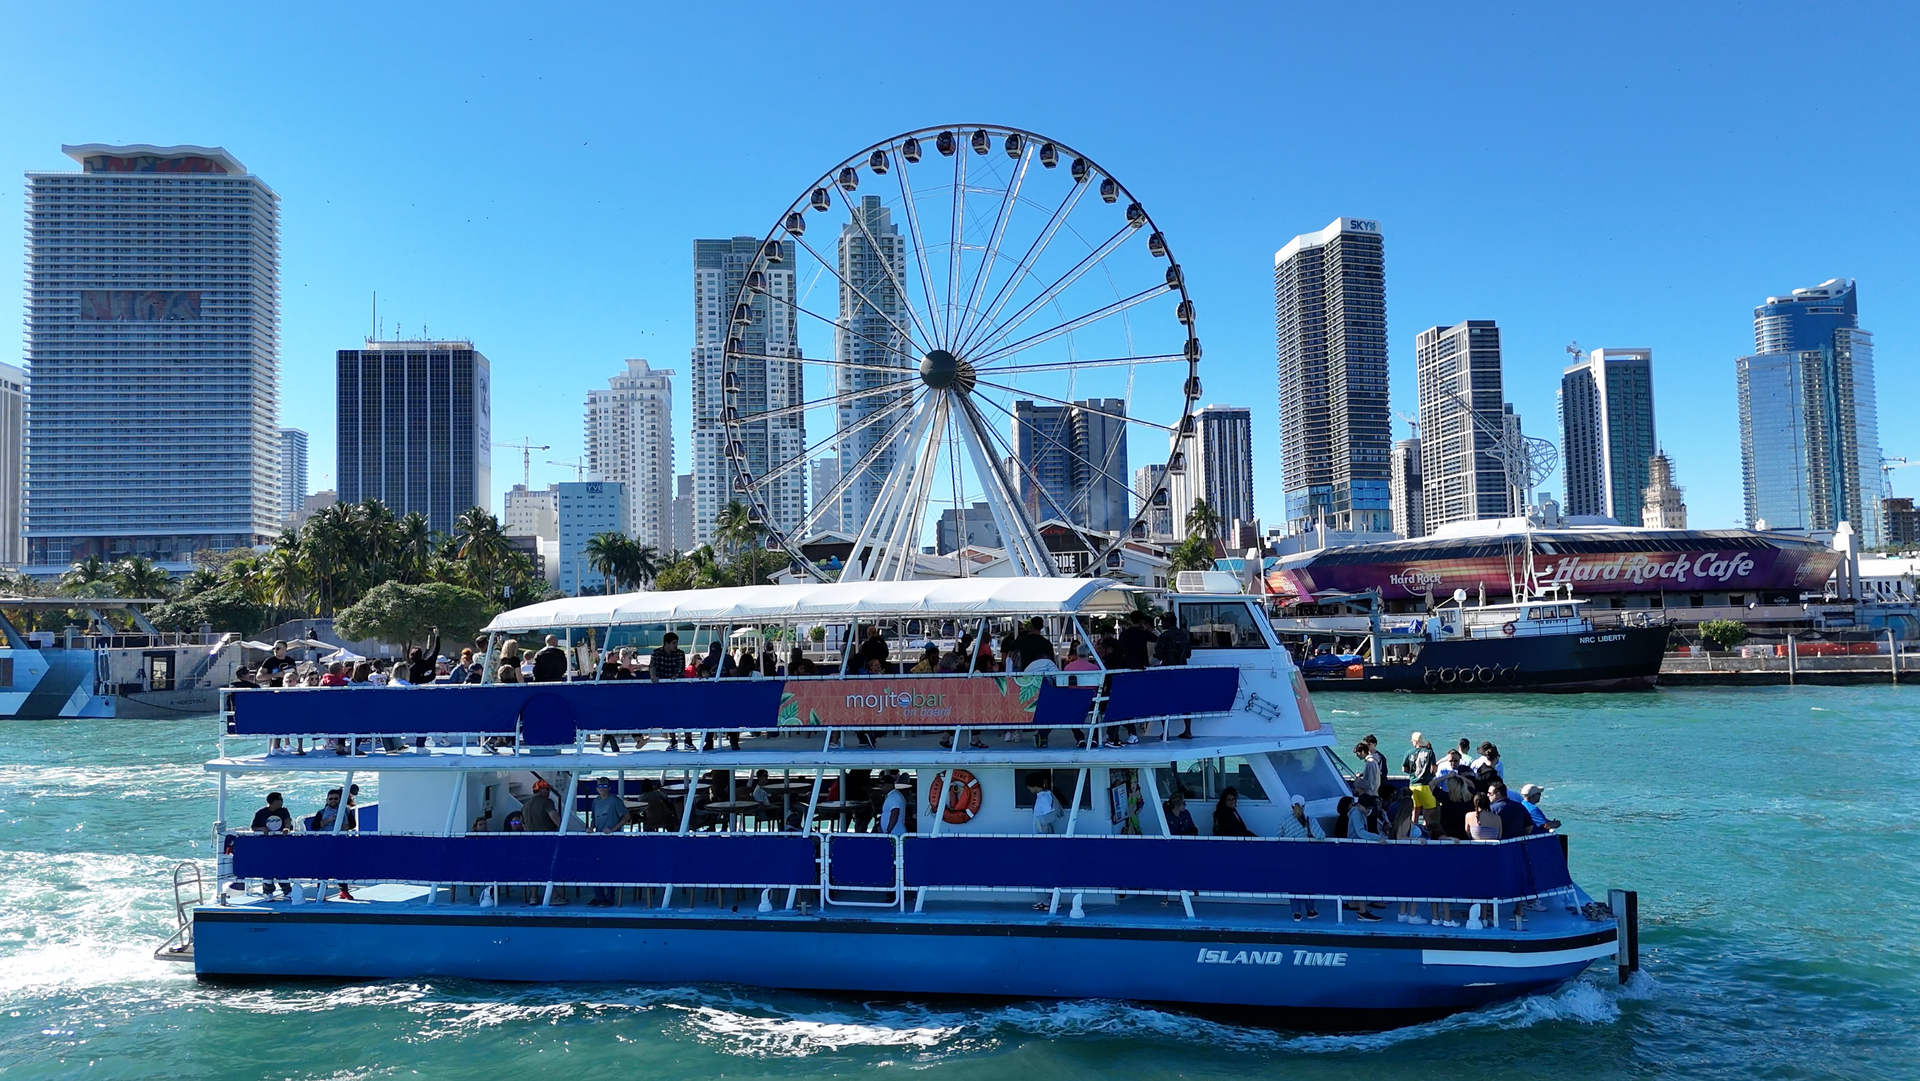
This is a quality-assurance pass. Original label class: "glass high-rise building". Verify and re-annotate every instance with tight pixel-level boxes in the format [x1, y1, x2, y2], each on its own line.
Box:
[279, 427, 308, 525]
[1389, 436, 1423, 540]
[1274, 217, 1391, 535]
[1736, 278, 1881, 546]
[1189, 404, 1256, 534]
[690, 237, 802, 548]
[1559, 348, 1656, 525]
[335, 341, 491, 536]
[0, 363, 23, 565]
[1012, 398, 1130, 534]
[1416, 320, 1510, 529]
[23, 144, 282, 572]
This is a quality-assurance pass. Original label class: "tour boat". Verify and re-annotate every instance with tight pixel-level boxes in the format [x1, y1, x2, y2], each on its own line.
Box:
[165, 577, 1634, 1028]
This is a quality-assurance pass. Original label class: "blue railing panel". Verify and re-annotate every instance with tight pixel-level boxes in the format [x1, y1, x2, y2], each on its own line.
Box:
[901, 834, 1571, 898]
[230, 832, 820, 886]
[826, 834, 896, 888]
[1101, 667, 1240, 723]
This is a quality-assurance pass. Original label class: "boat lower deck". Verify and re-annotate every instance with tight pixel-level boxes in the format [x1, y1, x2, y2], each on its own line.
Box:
[192, 886, 1616, 1015]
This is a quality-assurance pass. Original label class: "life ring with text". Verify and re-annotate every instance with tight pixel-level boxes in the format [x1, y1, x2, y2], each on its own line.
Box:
[1501, 621, 1517, 637]
[929, 769, 982, 824]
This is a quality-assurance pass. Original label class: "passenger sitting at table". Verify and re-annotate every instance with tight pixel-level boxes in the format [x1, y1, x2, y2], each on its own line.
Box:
[844, 769, 876, 831]
[634, 787, 675, 831]
[1212, 786, 1256, 837]
[749, 769, 774, 804]
[855, 626, 890, 672]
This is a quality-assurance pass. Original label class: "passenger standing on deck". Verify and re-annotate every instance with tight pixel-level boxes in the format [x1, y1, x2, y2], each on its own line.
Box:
[1014, 618, 1056, 671]
[1472, 743, 1504, 779]
[1464, 792, 1502, 840]
[1352, 742, 1381, 800]
[531, 635, 569, 682]
[1027, 772, 1064, 834]
[1487, 781, 1532, 838]
[407, 626, 441, 685]
[521, 780, 559, 833]
[1276, 795, 1325, 920]
[589, 779, 627, 907]
[249, 792, 293, 901]
[1153, 612, 1193, 740]
[1212, 787, 1256, 837]
[1117, 611, 1157, 669]
[1403, 732, 1436, 785]
[856, 626, 891, 673]
[880, 778, 910, 837]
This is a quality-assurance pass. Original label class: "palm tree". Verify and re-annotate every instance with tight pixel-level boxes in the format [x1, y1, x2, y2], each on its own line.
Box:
[263, 538, 312, 618]
[631, 544, 660, 590]
[110, 555, 174, 599]
[452, 506, 514, 576]
[224, 555, 272, 607]
[395, 512, 436, 584]
[582, 532, 631, 594]
[1185, 497, 1220, 542]
[713, 500, 768, 586]
[60, 554, 111, 594]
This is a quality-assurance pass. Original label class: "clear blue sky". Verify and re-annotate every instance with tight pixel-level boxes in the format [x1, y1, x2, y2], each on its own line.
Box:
[4, 2, 1916, 530]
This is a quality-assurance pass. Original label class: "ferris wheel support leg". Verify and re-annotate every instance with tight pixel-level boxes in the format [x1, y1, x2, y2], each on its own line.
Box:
[953, 395, 1054, 577]
[840, 397, 938, 583]
[877, 399, 950, 580]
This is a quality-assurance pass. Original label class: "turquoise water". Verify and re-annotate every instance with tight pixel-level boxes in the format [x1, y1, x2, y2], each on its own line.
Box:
[2, 686, 1915, 1080]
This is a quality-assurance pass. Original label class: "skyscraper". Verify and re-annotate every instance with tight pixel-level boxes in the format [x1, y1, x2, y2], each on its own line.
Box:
[23, 144, 281, 572]
[584, 358, 674, 548]
[1389, 436, 1424, 539]
[691, 237, 802, 549]
[556, 480, 628, 595]
[1274, 217, 1390, 535]
[1012, 398, 1130, 534]
[935, 503, 1003, 554]
[1559, 348, 1656, 525]
[809, 457, 843, 534]
[671, 473, 694, 553]
[835, 196, 910, 537]
[503, 483, 558, 540]
[1641, 452, 1687, 529]
[279, 428, 308, 525]
[1134, 463, 1174, 539]
[1416, 320, 1510, 530]
[0, 363, 23, 565]
[1190, 404, 1256, 532]
[1736, 278, 1881, 545]
[335, 340, 491, 535]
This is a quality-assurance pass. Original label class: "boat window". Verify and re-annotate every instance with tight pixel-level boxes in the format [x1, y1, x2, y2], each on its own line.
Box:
[1153, 758, 1266, 801]
[0, 658, 10, 687]
[1267, 749, 1350, 804]
[1011, 768, 1094, 810]
[1177, 602, 1268, 649]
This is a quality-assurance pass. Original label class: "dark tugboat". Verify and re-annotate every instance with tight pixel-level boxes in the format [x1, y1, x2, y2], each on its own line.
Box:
[1282, 588, 1670, 693]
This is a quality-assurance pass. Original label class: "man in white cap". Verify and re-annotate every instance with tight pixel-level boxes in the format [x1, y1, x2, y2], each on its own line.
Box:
[1275, 794, 1325, 920]
[1519, 784, 1560, 832]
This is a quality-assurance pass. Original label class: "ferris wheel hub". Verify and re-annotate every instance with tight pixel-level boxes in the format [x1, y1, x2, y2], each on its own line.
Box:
[919, 348, 961, 390]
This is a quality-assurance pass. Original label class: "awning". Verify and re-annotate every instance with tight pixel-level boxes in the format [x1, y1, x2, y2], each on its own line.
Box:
[482, 577, 1130, 634]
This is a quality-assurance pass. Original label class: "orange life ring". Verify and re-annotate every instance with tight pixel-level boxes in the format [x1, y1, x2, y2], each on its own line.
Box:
[1501, 621, 1517, 637]
[928, 769, 982, 825]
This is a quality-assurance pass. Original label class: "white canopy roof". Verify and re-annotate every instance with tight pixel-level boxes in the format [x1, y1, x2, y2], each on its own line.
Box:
[483, 577, 1132, 633]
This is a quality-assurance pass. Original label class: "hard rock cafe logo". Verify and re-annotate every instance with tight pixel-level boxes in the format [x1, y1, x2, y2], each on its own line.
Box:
[1388, 569, 1444, 587]
[1537, 551, 1758, 586]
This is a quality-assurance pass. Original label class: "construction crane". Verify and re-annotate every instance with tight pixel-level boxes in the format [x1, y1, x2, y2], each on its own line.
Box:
[492, 438, 551, 490]
[1882, 456, 1918, 499]
[1391, 407, 1421, 439]
[547, 458, 588, 482]
[1566, 341, 1584, 364]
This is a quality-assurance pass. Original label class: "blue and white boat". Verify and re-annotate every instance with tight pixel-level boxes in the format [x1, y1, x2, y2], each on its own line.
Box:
[0, 596, 241, 719]
[167, 577, 1634, 1028]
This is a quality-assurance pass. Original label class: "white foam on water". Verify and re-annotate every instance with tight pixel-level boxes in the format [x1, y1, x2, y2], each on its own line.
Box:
[0, 848, 196, 1005]
[674, 1002, 970, 1058]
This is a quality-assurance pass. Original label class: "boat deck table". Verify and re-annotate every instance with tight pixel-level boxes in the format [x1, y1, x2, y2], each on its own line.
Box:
[812, 800, 870, 830]
[702, 800, 764, 830]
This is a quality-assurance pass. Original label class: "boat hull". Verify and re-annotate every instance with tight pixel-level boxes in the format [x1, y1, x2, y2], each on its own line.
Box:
[191, 905, 1614, 1022]
[1303, 625, 1669, 693]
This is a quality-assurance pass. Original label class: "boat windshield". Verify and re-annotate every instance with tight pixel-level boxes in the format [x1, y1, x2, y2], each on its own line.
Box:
[1268, 748, 1349, 803]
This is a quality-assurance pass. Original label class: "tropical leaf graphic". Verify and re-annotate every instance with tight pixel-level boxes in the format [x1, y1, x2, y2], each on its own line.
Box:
[777, 692, 799, 726]
[808, 708, 823, 726]
[994, 677, 1007, 698]
[1016, 676, 1041, 708]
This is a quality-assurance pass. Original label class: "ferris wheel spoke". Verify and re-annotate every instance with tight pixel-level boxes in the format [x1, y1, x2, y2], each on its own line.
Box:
[955, 145, 1032, 344]
[945, 145, 968, 344]
[790, 395, 924, 540]
[786, 298, 921, 367]
[954, 178, 1091, 356]
[970, 378, 1177, 434]
[952, 395, 1054, 575]
[969, 391, 1124, 524]
[750, 392, 915, 491]
[986, 352, 1187, 377]
[827, 180, 940, 351]
[969, 397, 1106, 548]
[970, 283, 1176, 368]
[875, 399, 951, 579]
[731, 351, 907, 378]
[787, 229, 929, 356]
[891, 148, 948, 350]
[734, 379, 918, 425]
[965, 222, 1142, 359]
[839, 396, 941, 580]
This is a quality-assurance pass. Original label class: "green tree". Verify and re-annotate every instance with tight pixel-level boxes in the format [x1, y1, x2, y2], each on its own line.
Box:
[395, 511, 437, 585]
[109, 555, 174, 599]
[1169, 533, 1215, 573]
[1698, 619, 1749, 651]
[1184, 497, 1220, 542]
[59, 555, 112, 595]
[335, 581, 493, 650]
[583, 531, 633, 593]
[714, 501, 769, 586]
[148, 584, 271, 637]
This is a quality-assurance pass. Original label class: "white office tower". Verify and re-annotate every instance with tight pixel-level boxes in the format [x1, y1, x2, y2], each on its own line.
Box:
[1559, 348, 1657, 525]
[23, 144, 281, 572]
[1390, 436, 1424, 539]
[810, 457, 843, 534]
[1416, 320, 1511, 529]
[1134, 463, 1174, 539]
[690, 238, 803, 548]
[834, 196, 910, 536]
[1642, 451, 1687, 529]
[503, 483, 559, 541]
[584, 358, 675, 548]
[670, 473, 693, 553]
[279, 428, 308, 524]
[0, 363, 23, 565]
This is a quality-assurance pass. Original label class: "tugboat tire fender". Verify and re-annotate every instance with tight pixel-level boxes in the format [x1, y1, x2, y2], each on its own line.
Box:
[1500, 666, 1520, 683]
[1438, 667, 1459, 684]
[1475, 666, 1496, 684]
[1422, 669, 1441, 688]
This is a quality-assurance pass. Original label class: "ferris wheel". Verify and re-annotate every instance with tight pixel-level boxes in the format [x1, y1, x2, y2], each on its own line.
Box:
[722, 125, 1202, 582]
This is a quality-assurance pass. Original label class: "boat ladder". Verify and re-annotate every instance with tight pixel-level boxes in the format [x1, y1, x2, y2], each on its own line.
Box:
[154, 860, 204, 963]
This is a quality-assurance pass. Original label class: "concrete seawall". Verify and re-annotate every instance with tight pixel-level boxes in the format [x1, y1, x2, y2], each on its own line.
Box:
[1660, 654, 1913, 687]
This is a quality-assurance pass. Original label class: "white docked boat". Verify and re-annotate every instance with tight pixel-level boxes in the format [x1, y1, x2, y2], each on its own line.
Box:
[0, 597, 242, 719]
